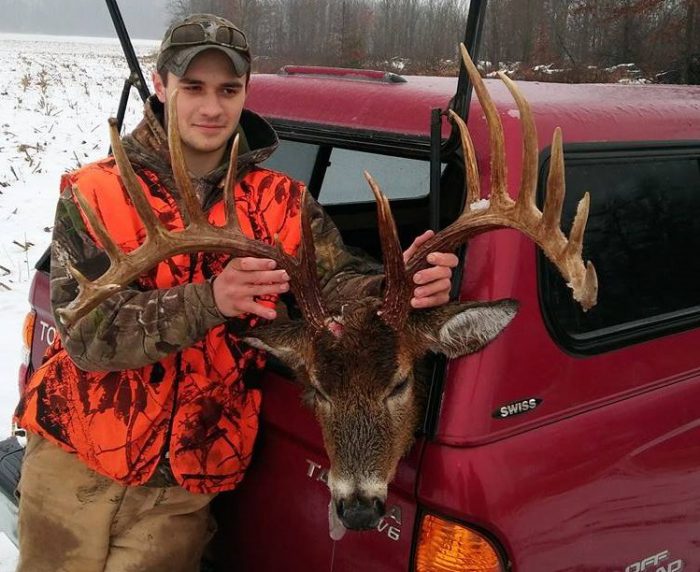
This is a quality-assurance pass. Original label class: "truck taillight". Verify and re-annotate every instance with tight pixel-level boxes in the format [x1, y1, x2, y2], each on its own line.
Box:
[18, 309, 37, 399]
[21, 310, 36, 366]
[414, 514, 505, 572]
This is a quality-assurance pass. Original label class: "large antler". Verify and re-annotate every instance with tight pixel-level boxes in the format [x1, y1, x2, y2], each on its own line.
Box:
[57, 91, 328, 331]
[368, 43, 598, 330]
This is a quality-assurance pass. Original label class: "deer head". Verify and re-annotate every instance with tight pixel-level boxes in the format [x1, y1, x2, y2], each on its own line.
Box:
[58, 45, 597, 535]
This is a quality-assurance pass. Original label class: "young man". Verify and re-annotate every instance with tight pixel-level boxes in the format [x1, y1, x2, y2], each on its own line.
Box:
[14, 13, 458, 572]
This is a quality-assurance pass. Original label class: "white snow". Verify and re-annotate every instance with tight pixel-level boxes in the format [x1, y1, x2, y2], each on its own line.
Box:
[470, 198, 490, 211]
[0, 32, 159, 569]
[533, 63, 562, 75]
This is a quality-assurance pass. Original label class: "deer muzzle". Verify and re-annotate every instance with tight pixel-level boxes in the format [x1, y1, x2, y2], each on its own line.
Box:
[336, 493, 386, 530]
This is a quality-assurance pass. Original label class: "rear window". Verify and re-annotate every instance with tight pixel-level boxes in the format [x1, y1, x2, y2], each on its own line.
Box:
[262, 140, 430, 205]
[540, 142, 700, 353]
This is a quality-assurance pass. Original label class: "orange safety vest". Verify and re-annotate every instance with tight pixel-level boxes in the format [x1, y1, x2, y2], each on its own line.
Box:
[18, 158, 302, 493]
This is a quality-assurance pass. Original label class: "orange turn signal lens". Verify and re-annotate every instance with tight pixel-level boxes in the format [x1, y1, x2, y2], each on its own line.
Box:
[415, 514, 504, 572]
[22, 311, 36, 349]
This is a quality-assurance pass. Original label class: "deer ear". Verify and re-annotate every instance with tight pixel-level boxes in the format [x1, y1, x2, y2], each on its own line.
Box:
[407, 299, 518, 358]
[243, 321, 313, 369]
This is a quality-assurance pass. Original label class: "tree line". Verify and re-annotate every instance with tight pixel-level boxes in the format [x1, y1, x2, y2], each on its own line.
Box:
[168, 0, 699, 83]
[168, 0, 470, 72]
[483, 0, 699, 83]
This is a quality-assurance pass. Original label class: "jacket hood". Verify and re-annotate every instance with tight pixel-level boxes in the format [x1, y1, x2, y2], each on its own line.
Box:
[121, 95, 279, 195]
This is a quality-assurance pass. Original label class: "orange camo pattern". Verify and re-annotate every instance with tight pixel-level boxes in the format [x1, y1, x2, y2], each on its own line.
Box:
[18, 162, 302, 493]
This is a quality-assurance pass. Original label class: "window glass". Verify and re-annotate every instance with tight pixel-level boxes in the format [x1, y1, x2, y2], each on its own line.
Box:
[541, 146, 700, 351]
[319, 148, 429, 205]
[261, 139, 318, 185]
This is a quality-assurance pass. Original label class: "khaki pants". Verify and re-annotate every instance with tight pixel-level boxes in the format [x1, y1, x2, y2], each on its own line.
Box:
[16, 434, 216, 572]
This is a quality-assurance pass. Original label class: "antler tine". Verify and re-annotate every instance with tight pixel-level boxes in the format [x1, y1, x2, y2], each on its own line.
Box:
[64, 261, 92, 290]
[459, 43, 511, 210]
[168, 90, 208, 228]
[222, 134, 240, 230]
[447, 109, 481, 206]
[109, 118, 168, 240]
[563, 192, 598, 311]
[281, 194, 330, 331]
[566, 191, 590, 261]
[497, 71, 539, 220]
[542, 127, 565, 233]
[71, 184, 126, 266]
[364, 171, 412, 329]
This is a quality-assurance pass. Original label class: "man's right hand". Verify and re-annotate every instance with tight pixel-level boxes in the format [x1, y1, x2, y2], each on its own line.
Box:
[212, 257, 290, 320]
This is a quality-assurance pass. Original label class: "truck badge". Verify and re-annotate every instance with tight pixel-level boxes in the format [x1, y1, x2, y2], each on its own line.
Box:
[492, 398, 542, 419]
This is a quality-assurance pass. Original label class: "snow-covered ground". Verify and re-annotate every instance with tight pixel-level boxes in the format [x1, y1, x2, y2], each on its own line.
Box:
[0, 32, 159, 570]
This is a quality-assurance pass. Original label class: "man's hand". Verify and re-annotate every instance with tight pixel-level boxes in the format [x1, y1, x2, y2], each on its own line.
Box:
[212, 257, 290, 319]
[403, 230, 459, 309]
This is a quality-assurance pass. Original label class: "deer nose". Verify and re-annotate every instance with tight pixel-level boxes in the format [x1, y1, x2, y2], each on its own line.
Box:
[336, 495, 385, 530]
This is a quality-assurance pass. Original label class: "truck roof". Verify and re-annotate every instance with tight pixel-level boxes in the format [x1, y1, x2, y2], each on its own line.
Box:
[246, 71, 700, 144]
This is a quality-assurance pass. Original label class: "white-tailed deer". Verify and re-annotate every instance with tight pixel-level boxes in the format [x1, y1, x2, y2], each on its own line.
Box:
[58, 45, 597, 536]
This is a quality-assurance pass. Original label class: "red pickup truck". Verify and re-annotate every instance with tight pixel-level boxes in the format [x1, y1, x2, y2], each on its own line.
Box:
[2, 1, 700, 571]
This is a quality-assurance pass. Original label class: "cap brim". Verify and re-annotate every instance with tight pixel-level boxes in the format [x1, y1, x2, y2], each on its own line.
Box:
[160, 45, 249, 77]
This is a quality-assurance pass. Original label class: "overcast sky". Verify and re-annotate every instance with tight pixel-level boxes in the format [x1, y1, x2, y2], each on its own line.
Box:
[0, 0, 172, 40]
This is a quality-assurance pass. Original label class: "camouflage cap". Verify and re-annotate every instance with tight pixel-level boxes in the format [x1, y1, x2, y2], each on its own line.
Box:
[157, 14, 251, 78]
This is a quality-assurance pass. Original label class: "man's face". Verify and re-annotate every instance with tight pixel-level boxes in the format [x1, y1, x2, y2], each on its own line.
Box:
[154, 49, 247, 160]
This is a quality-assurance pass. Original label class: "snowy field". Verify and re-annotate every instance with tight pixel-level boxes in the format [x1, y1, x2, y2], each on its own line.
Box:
[0, 32, 159, 569]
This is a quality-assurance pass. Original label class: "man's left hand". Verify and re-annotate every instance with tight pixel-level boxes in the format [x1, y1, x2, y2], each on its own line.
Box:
[403, 230, 459, 308]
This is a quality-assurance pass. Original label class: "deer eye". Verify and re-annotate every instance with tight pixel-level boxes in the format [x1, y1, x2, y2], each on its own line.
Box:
[388, 379, 409, 399]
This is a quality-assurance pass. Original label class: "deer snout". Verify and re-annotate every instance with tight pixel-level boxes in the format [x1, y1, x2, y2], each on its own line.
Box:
[336, 494, 386, 530]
